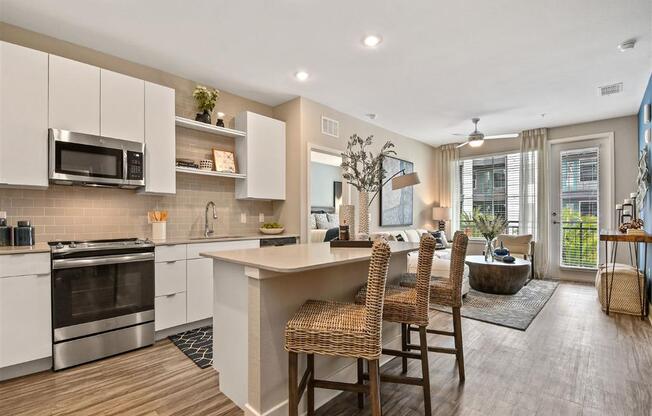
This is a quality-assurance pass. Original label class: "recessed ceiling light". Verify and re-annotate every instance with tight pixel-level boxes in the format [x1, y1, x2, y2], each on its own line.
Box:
[295, 71, 309, 81]
[366, 113, 377, 120]
[363, 35, 382, 48]
[617, 38, 636, 52]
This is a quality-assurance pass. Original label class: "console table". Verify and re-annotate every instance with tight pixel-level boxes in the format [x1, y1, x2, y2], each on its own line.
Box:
[599, 230, 650, 319]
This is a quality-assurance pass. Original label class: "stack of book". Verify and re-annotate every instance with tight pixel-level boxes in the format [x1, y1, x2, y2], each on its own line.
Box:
[176, 159, 199, 169]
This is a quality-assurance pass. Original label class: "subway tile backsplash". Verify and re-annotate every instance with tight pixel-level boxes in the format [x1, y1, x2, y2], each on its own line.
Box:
[0, 173, 275, 243]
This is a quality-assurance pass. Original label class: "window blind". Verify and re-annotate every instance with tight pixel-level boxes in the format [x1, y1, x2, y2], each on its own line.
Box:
[458, 153, 526, 237]
[559, 148, 599, 268]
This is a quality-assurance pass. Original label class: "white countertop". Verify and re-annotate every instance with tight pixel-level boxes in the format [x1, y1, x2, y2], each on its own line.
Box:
[152, 233, 299, 246]
[0, 243, 50, 255]
[200, 241, 419, 273]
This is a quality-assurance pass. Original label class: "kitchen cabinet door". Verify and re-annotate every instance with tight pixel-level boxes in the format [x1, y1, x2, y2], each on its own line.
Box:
[49, 54, 100, 135]
[0, 42, 49, 188]
[100, 69, 144, 142]
[235, 111, 286, 200]
[154, 292, 186, 331]
[0, 273, 52, 368]
[143, 82, 175, 194]
[186, 258, 213, 322]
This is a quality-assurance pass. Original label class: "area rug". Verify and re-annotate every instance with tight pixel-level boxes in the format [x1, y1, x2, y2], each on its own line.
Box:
[433, 280, 559, 330]
[169, 326, 213, 369]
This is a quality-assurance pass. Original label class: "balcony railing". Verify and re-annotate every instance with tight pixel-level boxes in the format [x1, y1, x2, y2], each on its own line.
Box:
[560, 220, 598, 268]
[459, 220, 520, 238]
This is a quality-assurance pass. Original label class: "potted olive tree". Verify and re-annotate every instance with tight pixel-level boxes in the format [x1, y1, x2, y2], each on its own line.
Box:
[341, 134, 395, 237]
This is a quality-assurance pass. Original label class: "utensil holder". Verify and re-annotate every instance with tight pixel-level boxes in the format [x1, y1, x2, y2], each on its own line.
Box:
[152, 221, 166, 240]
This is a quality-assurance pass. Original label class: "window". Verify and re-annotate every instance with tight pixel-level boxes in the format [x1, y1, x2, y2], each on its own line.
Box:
[579, 159, 597, 182]
[458, 153, 529, 237]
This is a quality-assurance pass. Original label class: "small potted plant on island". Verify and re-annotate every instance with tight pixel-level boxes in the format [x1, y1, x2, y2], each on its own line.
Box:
[193, 85, 220, 124]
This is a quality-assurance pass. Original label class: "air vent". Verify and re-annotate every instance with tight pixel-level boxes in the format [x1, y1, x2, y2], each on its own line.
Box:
[598, 82, 623, 96]
[321, 116, 339, 138]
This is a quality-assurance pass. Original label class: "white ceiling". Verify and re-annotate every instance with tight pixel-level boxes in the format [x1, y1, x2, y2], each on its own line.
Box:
[2, 0, 650, 146]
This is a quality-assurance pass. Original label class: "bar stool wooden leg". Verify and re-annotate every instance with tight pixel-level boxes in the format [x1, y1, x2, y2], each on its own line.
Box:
[368, 359, 382, 416]
[452, 307, 465, 382]
[288, 352, 299, 416]
[400, 323, 408, 374]
[307, 354, 315, 416]
[357, 358, 364, 409]
[418, 326, 432, 415]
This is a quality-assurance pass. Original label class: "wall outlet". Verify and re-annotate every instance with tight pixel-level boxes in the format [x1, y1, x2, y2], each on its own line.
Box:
[240, 212, 247, 224]
[259, 213, 265, 223]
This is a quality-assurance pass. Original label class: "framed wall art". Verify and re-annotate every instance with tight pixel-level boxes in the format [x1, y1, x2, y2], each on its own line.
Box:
[379, 156, 413, 226]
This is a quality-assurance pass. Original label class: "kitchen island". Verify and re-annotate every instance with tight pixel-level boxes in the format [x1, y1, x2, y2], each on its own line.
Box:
[201, 241, 418, 416]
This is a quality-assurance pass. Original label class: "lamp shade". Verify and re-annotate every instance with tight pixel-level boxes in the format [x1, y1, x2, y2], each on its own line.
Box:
[432, 207, 451, 221]
[391, 172, 420, 190]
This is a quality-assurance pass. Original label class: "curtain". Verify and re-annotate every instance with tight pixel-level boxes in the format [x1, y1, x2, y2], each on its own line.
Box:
[519, 128, 548, 278]
[439, 144, 459, 233]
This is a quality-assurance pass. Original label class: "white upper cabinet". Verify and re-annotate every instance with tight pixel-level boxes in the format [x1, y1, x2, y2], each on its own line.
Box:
[235, 111, 286, 200]
[100, 69, 144, 142]
[143, 82, 176, 194]
[0, 41, 49, 188]
[48, 54, 100, 135]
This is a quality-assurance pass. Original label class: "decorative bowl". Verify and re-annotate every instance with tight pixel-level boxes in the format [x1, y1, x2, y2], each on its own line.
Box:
[259, 227, 284, 235]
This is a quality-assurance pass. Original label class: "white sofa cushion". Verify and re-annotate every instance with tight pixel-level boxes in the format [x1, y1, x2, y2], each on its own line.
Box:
[407, 248, 470, 296]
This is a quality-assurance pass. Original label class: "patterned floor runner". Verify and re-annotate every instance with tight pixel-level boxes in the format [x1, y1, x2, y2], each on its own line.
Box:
[169, 326, 213, 369]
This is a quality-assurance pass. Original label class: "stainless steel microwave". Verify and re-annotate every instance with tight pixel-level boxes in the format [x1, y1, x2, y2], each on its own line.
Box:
[48, 129, 145, 188]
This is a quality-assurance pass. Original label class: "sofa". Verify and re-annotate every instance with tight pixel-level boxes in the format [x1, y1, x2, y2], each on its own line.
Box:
[374, 228, 471, 296]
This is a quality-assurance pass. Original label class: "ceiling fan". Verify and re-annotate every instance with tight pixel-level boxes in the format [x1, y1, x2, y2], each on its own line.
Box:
[454, 118, 518, 148]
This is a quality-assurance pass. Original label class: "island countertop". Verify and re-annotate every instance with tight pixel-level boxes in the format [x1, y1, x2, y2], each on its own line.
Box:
[200, 241, 418, 273]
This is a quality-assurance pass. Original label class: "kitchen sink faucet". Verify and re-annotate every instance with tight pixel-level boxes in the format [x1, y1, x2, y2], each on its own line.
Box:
[204, 201, 218, 237]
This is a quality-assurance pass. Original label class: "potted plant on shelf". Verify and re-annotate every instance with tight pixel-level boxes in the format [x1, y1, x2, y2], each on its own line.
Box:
[341, 134, 395, 238]
[193, 85, 220, 124]
[470, 210, 508, 262]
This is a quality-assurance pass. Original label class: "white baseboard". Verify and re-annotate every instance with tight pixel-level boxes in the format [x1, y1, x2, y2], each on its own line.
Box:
[244, 333, 403, 416]
[155, 318, 212, 341]
[0, 356, 52, 381]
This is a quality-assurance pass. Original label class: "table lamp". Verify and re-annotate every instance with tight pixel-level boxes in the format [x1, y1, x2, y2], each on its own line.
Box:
[432, 207, 451, 232]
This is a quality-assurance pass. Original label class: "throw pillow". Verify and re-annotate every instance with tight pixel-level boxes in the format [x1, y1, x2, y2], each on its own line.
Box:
[429, 230, 447, 250]
[309, 214, 317, 229]
[326, 213, 340, 228]
[395, 234, 405, 242]
[314, 213, 329, 229]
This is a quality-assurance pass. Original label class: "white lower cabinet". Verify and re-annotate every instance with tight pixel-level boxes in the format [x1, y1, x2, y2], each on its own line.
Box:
[0, 261, 51, 368]
[186, 258, 213, 322]
[154, 239, 260, 331]
[154, 292, 186, 331]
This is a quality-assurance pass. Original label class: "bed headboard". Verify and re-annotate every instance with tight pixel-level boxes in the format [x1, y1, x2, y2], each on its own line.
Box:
[310, 206, 336, 214]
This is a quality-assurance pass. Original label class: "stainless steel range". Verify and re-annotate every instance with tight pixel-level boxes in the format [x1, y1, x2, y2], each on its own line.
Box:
[49, 238, 155, 370]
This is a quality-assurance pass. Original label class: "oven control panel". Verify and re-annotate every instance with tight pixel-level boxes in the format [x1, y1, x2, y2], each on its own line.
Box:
[127, 151, 144, 180]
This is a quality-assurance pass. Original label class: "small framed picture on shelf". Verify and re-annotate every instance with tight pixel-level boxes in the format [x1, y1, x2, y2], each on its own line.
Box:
[212, 148, 237, 173]
[645, 103, 651, 124]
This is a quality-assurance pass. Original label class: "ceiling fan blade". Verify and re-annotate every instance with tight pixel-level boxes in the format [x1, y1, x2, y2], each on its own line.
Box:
[456, 142, 469, 148]
[451, 133, 467, 136]
[484, 133, 520, 140]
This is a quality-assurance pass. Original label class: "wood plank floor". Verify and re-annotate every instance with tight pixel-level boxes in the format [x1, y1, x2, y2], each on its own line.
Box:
[0, 282, 650, 416]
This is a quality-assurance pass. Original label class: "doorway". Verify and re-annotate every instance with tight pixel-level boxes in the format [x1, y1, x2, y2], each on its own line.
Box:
[307, 146, 345, 243]
[548, 134, 614, 281]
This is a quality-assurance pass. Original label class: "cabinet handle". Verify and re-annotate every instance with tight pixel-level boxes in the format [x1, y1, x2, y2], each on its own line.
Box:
[35, 272, 50, 277]
[165, 293, 175, 298]
[166, 260, 178, 264]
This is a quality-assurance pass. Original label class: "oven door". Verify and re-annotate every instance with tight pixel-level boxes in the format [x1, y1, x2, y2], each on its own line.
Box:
[52, 252, 154, 342]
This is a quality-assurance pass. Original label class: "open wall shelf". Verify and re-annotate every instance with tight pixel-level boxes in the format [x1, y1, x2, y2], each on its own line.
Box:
[176, 166, 246, 179]
[175, 116, 246, 138]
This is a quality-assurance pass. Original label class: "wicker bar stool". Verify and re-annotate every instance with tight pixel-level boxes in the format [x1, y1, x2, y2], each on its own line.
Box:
[400, 231, 469, 382]
[354, 233, 436, 415]
[284, 239, 392, 416]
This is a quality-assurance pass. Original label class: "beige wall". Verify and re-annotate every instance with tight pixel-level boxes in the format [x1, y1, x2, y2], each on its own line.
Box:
[457, 115, 639, 209]
[273, 97, 439, 241]
[0, 23, 277, 241]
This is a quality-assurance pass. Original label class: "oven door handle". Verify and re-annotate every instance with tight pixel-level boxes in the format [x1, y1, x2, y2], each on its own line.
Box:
[52, 252, 154, 269]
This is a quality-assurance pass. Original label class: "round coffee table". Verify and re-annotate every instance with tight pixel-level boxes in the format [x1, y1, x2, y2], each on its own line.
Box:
[465, 255, 531, 295]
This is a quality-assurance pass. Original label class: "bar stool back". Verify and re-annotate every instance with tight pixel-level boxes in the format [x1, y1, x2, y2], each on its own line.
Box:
[284, 239, 392, 416]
